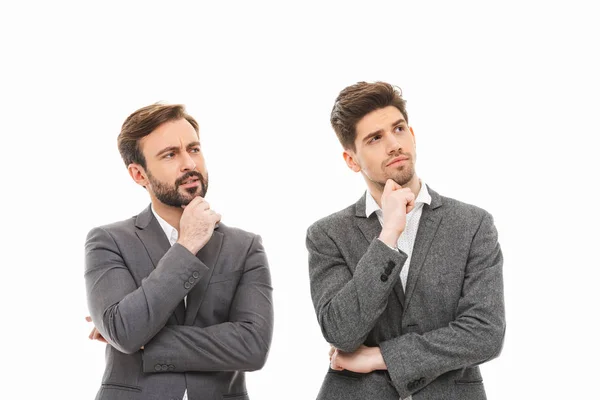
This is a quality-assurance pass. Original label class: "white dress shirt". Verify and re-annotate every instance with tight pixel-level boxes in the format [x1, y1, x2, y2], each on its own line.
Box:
[150, 206, 188, 400]
[365, 181, 431, 400]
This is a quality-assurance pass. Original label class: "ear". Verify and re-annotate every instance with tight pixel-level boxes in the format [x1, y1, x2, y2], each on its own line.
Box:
[409, 126, 416, 145]
[127, 163, 149, 188]
[343, 150, 361, 173]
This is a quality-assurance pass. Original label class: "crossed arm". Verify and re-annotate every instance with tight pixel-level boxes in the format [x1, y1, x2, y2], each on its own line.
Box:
[307, 212, 505, 398]
[85, 227, 273, 372]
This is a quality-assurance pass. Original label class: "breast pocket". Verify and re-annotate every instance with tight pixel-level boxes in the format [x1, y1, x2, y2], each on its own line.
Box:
[210, 270, 244, 284]
[435, 269, 464, 311]
[206, 269, 244, 321]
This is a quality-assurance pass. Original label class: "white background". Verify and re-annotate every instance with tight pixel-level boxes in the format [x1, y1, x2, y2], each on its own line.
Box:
[1, 1, 598, 398]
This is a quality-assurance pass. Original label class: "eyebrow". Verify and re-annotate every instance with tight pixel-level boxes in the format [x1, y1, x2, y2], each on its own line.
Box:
[362, 118, 407, 144]
[155, 141, 201, 157]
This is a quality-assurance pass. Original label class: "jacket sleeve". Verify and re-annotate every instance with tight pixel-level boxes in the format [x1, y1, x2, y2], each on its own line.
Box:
[379, 211, 506, 399]
[141, 235, 273, 372]
[307, 223, 408, 352]
[85, 227, 207, 354]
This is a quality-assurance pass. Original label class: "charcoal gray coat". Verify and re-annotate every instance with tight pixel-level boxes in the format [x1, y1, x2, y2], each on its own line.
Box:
[85, 205, 273, 400]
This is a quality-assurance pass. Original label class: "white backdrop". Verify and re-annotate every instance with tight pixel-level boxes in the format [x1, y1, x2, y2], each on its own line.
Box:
[1, 1, 598, 398]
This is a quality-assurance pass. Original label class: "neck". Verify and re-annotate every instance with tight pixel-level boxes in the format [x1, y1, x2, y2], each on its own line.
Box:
[150, 196, 183, 231]
[369, 174, 421, 208]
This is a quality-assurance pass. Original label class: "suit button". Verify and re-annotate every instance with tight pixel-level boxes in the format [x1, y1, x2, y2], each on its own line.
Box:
[161, 364, 168, 371]
[419, 377, 425, 384]
[380, 274, 388, 282]
[192, 271, 200, 279]
[384, 266, 393, 274]
[188, 277, 195, 283]
[168, 364, 175, 371]
[387, 260, 395, 269]
[184, 282, 191, 289]
[154, 364, 161, 371]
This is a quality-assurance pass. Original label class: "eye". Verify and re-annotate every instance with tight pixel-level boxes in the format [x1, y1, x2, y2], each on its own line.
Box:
[190, 147, 200, 153]
[394, 125, 405, 133]
[163, 152, 175, 159]
[368, 134, 382, 144]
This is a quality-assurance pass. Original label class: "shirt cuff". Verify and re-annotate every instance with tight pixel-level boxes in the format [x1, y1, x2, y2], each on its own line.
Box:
[378, 238, 398, 251]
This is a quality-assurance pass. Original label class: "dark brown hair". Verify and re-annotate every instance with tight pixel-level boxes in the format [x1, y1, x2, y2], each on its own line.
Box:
[117, 103, 199, 168]
[330, 81, 408, 151]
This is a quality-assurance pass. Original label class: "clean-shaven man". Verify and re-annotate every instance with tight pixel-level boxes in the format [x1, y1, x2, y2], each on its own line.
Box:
[307, 82, 505, 399]
[85, 103, 273, 400]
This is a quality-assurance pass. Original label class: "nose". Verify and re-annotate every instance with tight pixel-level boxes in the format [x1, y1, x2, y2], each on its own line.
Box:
[180, 151, 197, 171]
[384, 133, 402, 154]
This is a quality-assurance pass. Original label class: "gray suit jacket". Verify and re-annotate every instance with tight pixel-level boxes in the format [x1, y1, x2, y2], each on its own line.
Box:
[85, 205, 273, 400]
[306, 186, 505, 400]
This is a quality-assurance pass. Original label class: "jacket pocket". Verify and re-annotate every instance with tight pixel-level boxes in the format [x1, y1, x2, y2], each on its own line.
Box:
[222, 391, 249, 399]
[101, 382, 142, 392]
[455, 379, 483, 385]
[210, 269, 243, 284]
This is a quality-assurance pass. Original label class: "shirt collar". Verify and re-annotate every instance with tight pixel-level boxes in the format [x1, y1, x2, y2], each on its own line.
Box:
[151, 204, 179, 246]
[365, 180, 431, 218]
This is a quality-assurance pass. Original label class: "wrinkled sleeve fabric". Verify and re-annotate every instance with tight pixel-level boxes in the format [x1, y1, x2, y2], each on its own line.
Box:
[85, 227, 206, 354]
[307, 223, 407, 353]
[141, 235, 273, 372]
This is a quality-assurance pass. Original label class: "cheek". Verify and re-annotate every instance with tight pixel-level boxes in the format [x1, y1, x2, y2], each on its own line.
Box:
[363, 153, 384, 171]
[151, 164, 178, 184]
[359, 159, 385, 179]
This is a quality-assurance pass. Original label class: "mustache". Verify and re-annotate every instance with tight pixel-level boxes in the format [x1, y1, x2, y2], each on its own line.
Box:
[175, 171, 204, 187]
[383, 151, 411, 166]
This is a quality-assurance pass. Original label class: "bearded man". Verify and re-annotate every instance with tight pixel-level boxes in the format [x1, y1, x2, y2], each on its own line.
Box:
[84, 103, 273, 400]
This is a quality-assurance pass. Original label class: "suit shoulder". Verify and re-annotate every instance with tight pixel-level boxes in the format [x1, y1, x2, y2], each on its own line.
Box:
[86, 215, 137, 241]
[217, 223, 261, 245]
[439, 195, 493, 224]
[307, 203, 355, 236]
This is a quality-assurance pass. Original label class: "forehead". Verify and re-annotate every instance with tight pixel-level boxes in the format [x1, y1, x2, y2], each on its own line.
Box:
[355, 106, 405, 138]
[140, 118, 200, 155]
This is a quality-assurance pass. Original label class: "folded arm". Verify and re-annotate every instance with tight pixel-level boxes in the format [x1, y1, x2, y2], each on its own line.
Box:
[85, 227, 206, 354]
[307, 223, 407, 352]
[141, 235, 274, 372]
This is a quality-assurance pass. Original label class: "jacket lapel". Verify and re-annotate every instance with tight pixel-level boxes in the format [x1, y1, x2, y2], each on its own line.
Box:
[135, 205, 185, 325]
[404, 186, 443, 310]
[354, 193, 406, 308]
[355, 194, 383, 246]
[184, 228, 224, 325]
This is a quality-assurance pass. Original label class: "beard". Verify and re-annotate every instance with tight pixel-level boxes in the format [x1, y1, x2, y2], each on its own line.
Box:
[372, 151, 416, 189]
[147, 169, 209, 207]
[385, 162, 415, 187]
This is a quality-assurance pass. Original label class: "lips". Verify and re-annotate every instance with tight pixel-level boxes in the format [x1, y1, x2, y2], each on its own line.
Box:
[386, 156, 409, 167]
[179, 177, 200, 188]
